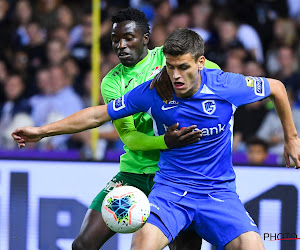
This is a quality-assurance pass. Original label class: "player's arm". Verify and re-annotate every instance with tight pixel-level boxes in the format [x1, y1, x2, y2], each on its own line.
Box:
[12, 105, 111, 148]
[101, 76, 201, 150]
[113, 116, 167, 151]
[101, 75, 167, 150]
[113, 117, 200, 150]
[268, 78, 300, 168]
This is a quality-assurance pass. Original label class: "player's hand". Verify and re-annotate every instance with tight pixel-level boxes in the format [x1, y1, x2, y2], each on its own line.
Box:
[150, 66, 173, 101]
[11, 126, 43, 148]
[284, 137, 300, 169]
[164, 123, 202, 149]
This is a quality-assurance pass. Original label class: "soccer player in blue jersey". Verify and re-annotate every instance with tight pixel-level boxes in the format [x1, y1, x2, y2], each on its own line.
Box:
[12, 28, 300, 249]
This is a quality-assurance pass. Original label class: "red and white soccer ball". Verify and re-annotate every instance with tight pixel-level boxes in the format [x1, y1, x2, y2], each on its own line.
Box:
[101, 186, 150, 233]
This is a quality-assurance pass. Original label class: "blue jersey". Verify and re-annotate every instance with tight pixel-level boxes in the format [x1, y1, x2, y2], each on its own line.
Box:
[107, 68, 271, 193]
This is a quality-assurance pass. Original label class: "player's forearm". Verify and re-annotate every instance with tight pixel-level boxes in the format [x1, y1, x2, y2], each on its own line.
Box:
[113, 117, 168, 151]
[38, 105, 110, 138]
[120, 131, 167, 151]
[269, 79, 298, 141]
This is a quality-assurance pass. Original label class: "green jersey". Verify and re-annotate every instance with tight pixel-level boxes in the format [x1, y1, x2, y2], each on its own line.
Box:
[101, 46, 219, 174]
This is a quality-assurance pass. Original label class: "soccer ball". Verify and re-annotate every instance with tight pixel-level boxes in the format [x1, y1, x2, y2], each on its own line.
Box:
[101, 186, 150, 233]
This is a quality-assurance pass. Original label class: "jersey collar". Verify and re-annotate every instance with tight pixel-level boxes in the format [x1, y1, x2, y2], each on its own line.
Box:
[199, 67, 207, 92]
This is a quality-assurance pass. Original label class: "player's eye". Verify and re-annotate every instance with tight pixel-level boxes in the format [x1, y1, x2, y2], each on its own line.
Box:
[179, 65, 190, 70]
[166, 64, 174, 69]
[111, 37, 120, 44]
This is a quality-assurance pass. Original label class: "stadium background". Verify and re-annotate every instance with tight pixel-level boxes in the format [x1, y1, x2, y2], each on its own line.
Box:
[0, 0, 300, 249]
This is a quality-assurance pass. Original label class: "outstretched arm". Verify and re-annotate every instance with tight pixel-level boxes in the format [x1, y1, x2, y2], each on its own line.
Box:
[12, 105, 111, 148]
[268, 78, 300, 168]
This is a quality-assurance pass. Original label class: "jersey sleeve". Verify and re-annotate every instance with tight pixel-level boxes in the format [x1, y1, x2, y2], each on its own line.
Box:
[107, 80, 153, 120]
[209, 71, 271, 107]
[113, 117, 167, 151]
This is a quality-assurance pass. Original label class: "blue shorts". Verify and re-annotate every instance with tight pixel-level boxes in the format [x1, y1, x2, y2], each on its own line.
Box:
[147, 183, 259, 249]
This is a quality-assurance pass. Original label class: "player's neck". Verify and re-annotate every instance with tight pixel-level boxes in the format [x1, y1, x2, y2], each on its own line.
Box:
[124, 49, 149, 69]
[134, 49, 149, 66]
[139, 48, 148, 61]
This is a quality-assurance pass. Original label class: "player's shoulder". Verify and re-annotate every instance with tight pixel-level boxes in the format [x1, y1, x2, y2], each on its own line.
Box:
[124, 79, 155, 104]
[101, 64, 124, 93]
[151, 46, 164, 54]
[205, 67, 242, 80]
[148, 46, 165, 59]
[102, 64, 123, 83]
[133, 79, 153, 93]
[203, 67, 224, 80]
[203, 68, 244, 88]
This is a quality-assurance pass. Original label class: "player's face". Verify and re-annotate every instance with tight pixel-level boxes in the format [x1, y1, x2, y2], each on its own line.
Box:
[165, 53, 205, 98]
[111, 21, 149, 67]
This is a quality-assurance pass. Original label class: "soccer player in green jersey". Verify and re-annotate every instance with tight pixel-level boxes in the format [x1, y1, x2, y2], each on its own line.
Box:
[72, 8, 219, 250]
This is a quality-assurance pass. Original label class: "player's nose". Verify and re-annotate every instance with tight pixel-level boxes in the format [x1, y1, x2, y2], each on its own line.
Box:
[173, 69, 181, 80]
[117, 39, 127, 49]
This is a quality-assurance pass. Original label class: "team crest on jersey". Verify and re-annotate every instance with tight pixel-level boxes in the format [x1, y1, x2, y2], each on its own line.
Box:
[148, 66, 162, 78]
[202, 100, 216, 115]
[113, 97, 125, 111]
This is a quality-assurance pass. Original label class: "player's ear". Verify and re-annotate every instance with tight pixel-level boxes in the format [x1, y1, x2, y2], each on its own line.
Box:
[143, 33, 150, 45]
[198, 56, 205, 71]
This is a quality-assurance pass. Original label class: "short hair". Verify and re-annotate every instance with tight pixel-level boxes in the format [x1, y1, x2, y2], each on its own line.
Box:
[111, 8, 150, 35]
[163, 28, 204, 61]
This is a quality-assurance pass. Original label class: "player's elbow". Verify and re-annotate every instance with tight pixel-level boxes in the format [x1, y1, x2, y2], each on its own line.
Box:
[268, 79, 286, 98]
[274, 79, 285, 90]
[93, 105, 111, 126]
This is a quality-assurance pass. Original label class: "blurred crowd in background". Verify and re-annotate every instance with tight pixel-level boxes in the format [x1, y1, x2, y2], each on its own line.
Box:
[1, 0, 300, 165]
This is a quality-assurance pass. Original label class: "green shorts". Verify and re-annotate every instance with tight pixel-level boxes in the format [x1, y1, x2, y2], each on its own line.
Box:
[89, 172, 155, 213]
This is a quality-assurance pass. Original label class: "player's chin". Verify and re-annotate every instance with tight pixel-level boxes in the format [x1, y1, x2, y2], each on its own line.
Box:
[119, 57, 134, 67]
[174, 89, 189, 98]
[174, 87, 186, 94]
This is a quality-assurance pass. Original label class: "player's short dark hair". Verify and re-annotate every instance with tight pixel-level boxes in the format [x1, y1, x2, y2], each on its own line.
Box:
[111, 8, 150, 35]
[163, 28, 204, 61]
